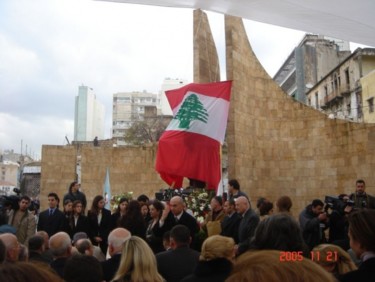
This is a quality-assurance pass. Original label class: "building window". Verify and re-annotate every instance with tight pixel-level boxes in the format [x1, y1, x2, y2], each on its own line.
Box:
[315, 92, 319, 109]
[347, 103, 351, 116]
[324, 85, 328, 96]
[368, 98, 374, 113]
[345, 68, 350, 85]
[334, 73, 339, 90]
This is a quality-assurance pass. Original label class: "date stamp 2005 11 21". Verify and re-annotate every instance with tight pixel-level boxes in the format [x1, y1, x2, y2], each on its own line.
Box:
[279, 251, 338, 262]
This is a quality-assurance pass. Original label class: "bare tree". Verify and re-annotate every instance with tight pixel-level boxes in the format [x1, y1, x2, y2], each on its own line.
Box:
[124, 116, 170, 145]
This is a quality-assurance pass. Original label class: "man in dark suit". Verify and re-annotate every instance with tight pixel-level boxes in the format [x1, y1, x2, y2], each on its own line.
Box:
[37, 193, 65, 238]
[156, 225, 200, 282]
[221, 199, 241, 243]
[159, 196, 199, 246]
[236, 196, 260, 255]
[28, 234, 51, 264]
[101, 227, 131, 282]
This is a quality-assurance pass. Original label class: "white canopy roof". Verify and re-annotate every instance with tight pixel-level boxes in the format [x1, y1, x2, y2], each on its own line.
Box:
[99, 0, 375, 47]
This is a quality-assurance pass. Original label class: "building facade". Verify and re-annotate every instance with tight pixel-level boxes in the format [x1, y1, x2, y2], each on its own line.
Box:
[274, 34, 351, 103]
[307, 48, 375, 122]
[361, 70, 375, 123]
[159, 78, 189, 115]
[74, 85, 105, 142]
[0, 160, 19, 186]
[20, 162, 41, 198]
[112, 91, 158, 145]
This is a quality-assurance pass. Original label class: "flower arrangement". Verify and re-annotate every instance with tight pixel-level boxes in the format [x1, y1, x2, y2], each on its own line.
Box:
[183, 189, 213, 224]
[111, 188, 215, 223]
[110, 192, 133, 213]
[157, 187, 214, 224]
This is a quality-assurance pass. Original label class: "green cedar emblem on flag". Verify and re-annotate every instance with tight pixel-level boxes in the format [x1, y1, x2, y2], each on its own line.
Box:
[174, 93, 209, 129]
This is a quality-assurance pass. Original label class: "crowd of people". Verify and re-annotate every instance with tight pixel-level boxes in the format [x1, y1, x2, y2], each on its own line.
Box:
[0, 179, 374, 281]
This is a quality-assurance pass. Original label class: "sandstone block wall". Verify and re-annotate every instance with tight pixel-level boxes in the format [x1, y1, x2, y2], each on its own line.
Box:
[193, 9, 220, 83]
[80, 145, 165, 207]
[224, 15, 375, 215]
[40, 146, 77, 209]
[40, 145, 167, 210]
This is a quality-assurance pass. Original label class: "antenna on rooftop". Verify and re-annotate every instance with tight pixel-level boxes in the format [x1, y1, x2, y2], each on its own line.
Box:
[65, 135, 70, 145]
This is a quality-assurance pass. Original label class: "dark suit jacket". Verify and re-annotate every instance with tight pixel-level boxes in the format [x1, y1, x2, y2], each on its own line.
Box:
[50, 257, 68, 278]
[220, 212, 242, 244]
[181, 258, 233, 282]
[66, 214, 90, 239]
[162, 211, 199, 242]
[29, 251, 51, 264]
[88, 208, 112, 254]
[101, 253, 122, 282]
[63, 191, 87, 210]
[237, 209, 259, 254]
[156, 246, 200, 282]
[110, 212, 121, 230]
[37, 208, 65, 238]
[339, 257, 375, 282]
[146, 220, 165, 254]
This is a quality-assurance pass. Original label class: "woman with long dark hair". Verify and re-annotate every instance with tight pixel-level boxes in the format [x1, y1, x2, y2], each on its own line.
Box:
[119, 200, 146, 239]
[87, 195, 111, 255]
[111, 197, 129, 230]
[67, 200, 90, 239]
[145, 199, 165, 253]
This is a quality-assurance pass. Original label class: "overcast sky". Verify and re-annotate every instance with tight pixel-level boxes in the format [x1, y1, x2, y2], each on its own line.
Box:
[0, 0, 367, 160]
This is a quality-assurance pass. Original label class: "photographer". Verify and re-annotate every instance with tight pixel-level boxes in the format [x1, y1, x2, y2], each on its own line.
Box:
[348, 179, 375, 210]
[299, 199, 329, 250]
[0, 188, 21, 235]
[325, 194, 350, 250]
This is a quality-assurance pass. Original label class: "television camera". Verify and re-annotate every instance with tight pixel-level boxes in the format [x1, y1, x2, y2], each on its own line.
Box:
[324, 195, 355, 214]
[0, 187, 39, 221]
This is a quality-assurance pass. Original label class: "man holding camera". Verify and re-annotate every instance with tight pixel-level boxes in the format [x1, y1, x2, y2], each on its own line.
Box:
[299, 199, 328, 250]
[348, 179, 375, 210]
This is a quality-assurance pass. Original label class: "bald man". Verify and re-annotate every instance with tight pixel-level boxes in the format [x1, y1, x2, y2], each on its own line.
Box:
[235, 196, 259, 255]
[49, 231, 72, 278]
[101, 227, 131, 282]
[158, 196, 199, 248]
[0, 233, 19, 263]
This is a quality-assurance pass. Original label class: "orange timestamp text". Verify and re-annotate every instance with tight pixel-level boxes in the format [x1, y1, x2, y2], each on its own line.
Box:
[279, 251, 338, 262]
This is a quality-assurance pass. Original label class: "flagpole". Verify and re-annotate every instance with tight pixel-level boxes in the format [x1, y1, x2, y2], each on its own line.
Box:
[103, 167, 111, 210]
[217, 145, 223, 196]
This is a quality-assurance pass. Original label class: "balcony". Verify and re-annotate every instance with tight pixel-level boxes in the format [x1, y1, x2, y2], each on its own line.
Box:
[322, 84, 351, 106]
[323, 89, 343, 105]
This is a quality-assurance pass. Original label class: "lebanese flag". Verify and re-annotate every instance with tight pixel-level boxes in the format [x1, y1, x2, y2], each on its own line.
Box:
[155, 81, 232, 190]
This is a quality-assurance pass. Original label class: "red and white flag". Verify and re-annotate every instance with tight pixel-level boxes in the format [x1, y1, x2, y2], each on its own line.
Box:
[155, 81, 232, 190]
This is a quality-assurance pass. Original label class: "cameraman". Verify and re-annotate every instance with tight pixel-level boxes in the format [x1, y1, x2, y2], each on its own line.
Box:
[299, 199, 329, 251]
[348, 179, 375, 210]
[327, 194, 350, 250]
[0, 191, 20, 235]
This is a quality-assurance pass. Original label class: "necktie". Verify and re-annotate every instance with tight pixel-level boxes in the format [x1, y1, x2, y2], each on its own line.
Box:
[49, 209, 53, 216]
[174, 216, 179, 223]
